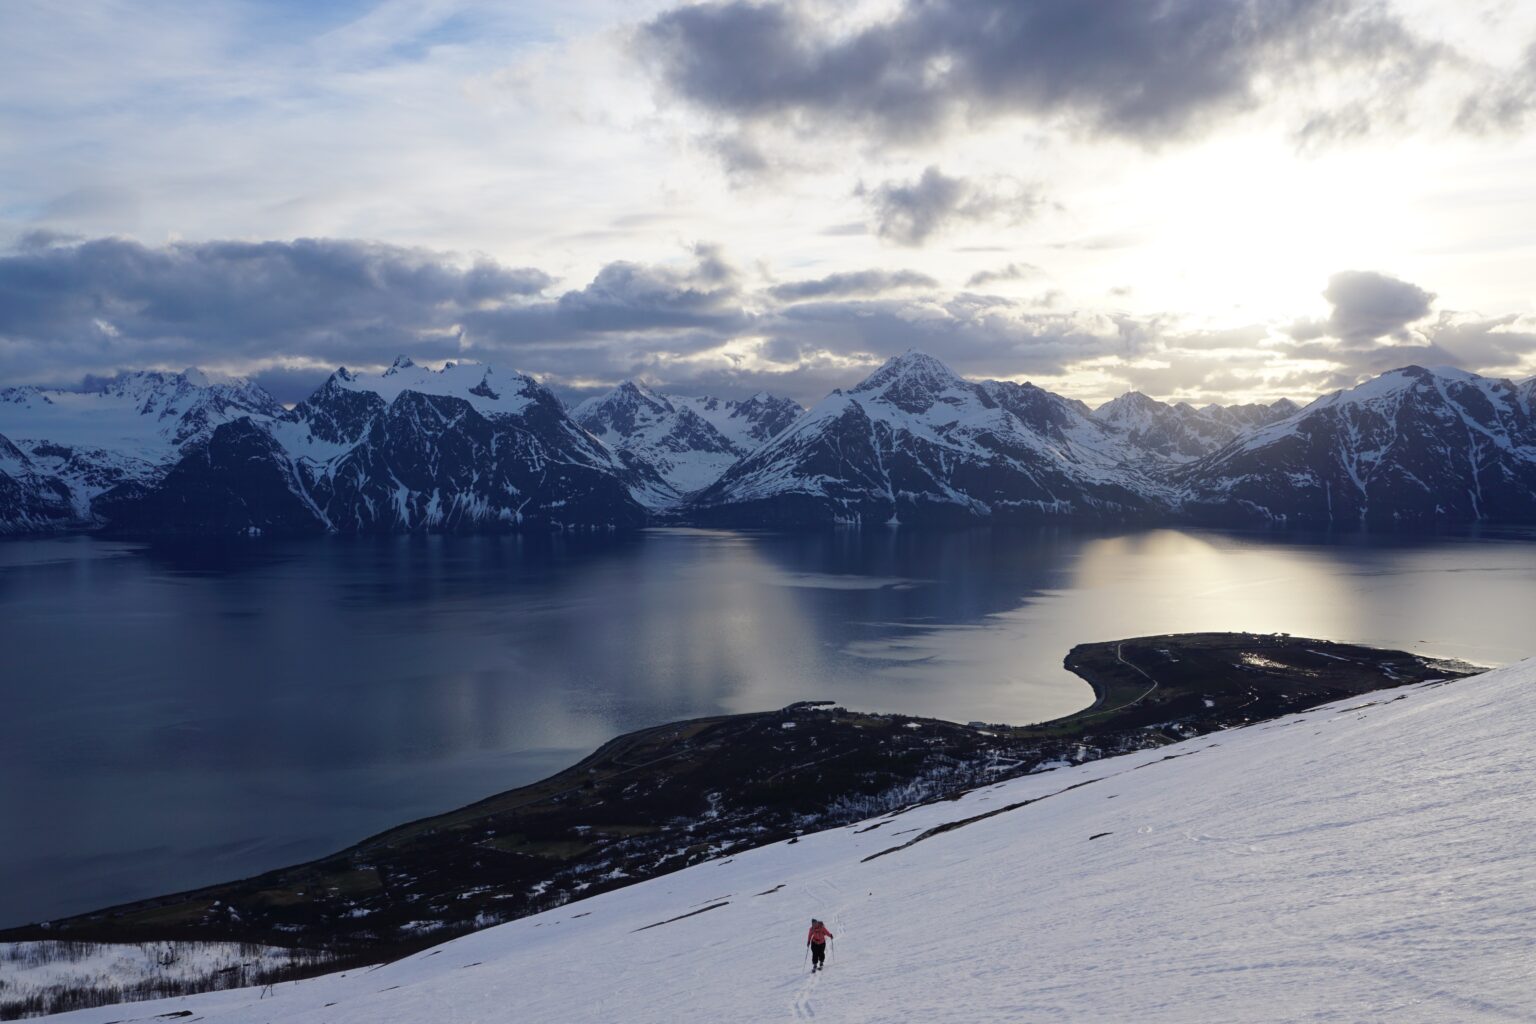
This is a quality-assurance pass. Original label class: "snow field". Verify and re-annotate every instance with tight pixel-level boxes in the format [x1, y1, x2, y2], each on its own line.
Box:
[29, 659, 1536, 1023]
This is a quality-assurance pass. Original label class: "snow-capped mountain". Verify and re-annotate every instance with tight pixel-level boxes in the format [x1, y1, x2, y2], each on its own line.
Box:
[0, 369, 285, 527]
[96, 417, 327, 536]
[0, 431, 74, 534]
[573, 382, 802, 503]
[37, 658, 1536, 1023]
[672, 391, 802, 452]
[689, 351, 1159, 526]
[1177, 365, 1536, 525]
[1209, 396, 1299, 430]
[7, 355, 1536, 535]
[102, 358, 646, 535]
[1093, 392, 1297, 462]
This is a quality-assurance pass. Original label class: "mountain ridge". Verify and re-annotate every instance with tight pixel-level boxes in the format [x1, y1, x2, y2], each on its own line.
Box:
[5, 353, 1536, 535]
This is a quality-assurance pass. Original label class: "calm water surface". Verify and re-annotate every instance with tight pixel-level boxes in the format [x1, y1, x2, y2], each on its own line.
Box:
[3, 526, 1535, 926]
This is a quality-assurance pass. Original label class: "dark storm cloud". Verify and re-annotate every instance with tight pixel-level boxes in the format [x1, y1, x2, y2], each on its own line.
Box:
[0, 236, 767, 388]
[1264, 273, 1536, 388]
[640, 0, 1436, 145]
[7, 238, 1529, 411]
[0, 235, 553, 382]
[459, 244, 748, 347]
[0, 232, 1170, 404]
[1321, 270, 1436, 345]
[863, 167, 1039, 245]
[767, 269, 937, 301]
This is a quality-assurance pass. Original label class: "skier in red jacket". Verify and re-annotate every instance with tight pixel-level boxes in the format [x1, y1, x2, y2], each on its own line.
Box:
[806, 919, 834, 972]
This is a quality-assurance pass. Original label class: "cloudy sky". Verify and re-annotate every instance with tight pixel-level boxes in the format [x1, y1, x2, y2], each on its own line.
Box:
[3, 0, 1535, 407]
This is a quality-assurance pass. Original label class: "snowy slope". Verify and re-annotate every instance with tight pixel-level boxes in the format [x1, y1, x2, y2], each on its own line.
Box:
[105, 358, 647, 535]
[688, 359, 1536, 526]
[573, 383, 803, 504]
[36, 658, 1536, 1024]
[672, 392, 802, 452]
[9, 358, 1536, 534]
[1093, 391, 1297, 462]
[0, 432, 74, 534]
[572, 382, 745, 503]
[328, 357, 539, 419]
[0, 370, 282, 521]
[0, 370, 280, 456]
[1179, 365, 1536, 524]
[691, 351, 1160, 525]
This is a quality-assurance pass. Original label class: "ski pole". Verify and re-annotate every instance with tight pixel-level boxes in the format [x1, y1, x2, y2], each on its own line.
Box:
[803, 945, 810, 969]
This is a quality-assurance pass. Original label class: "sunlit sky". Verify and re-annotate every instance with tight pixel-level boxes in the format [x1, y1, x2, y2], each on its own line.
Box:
[3, 0, 1535, 406]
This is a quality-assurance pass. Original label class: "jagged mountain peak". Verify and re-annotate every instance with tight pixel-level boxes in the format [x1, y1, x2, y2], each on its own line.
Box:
[852, 350, 968, 399]
[10, 355, 1536, 535]
[615, 378, 660, 395]
[1310, 364, 1525, 419]
[844, 351, 991, 422]
[0, 385, 50, 406]
[0, 431, 31, 466]
[0, 368, 281, 443]
[1181, 365, 1536, 525]
[572, 382, 775, 504]
[573, 381, 679, 433]
[1094, 391, 1170, 420]
[608, 379, 675, 410]
[692, 355, 1159, 526]
[328, 359, 545, 419]
[0, 369, 286, 529]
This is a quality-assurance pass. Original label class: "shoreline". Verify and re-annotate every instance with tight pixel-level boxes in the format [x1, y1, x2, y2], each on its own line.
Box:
[0, 632, 1468, 945]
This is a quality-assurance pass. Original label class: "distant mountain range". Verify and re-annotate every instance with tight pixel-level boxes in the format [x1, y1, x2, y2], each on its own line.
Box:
[572, 382, 801, 505]
[3, 352, 1534, 535]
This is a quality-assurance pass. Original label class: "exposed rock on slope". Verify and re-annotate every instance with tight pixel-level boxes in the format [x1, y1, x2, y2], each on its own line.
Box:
[111, 359, 646, 535]
[1177, 365, 1536, 524]
[574, 382, 801, 504]
[690, 351, 1159, 525]
[1093, 391, 1297, 462]
[0, 432, 75, 534]
[0, 369, 285, 526]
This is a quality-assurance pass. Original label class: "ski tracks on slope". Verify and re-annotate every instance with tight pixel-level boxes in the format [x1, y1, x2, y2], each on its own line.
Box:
[789, 876, 849, 1020]
[791, 971, 820, 1019]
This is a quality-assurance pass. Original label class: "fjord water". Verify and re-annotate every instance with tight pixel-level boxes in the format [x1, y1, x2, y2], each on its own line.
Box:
[3, 527, 1534, 927]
